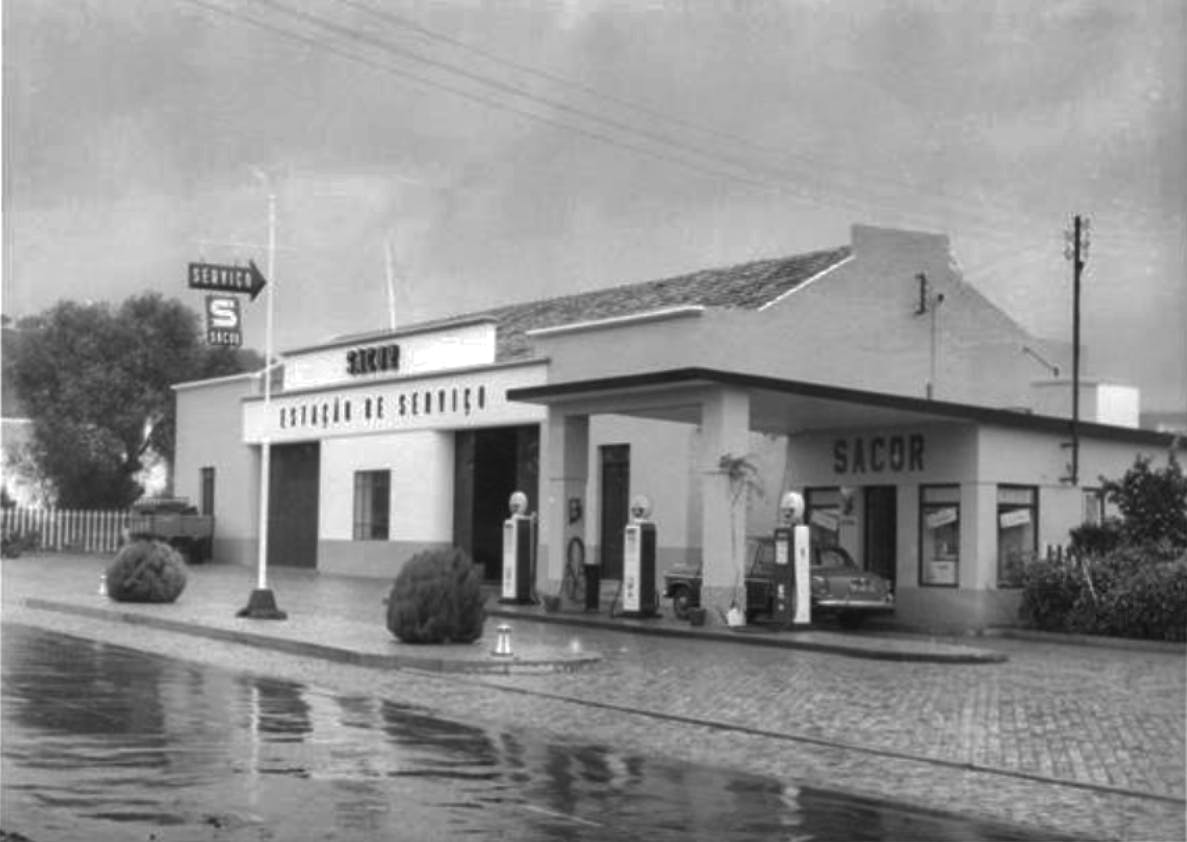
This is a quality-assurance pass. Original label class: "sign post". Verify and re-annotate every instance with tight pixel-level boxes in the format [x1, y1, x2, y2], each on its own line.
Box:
[233, 188, 285, 620]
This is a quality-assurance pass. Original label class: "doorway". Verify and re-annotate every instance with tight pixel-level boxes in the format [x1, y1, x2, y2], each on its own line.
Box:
[599, 444, 630, 579]
[863, 485, 897, 586]
[267, 442, 320, 569]
[453, 426, 539, 581]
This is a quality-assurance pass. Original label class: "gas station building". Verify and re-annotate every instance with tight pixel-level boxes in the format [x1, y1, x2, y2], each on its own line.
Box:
[172, 224, 1179, 630]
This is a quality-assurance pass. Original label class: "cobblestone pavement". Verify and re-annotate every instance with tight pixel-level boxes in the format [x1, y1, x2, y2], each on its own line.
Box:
[2, 555, 1184, 841]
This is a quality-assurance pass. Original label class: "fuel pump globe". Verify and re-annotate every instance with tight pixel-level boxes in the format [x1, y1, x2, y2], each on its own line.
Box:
[629, 494, 652, 522]
[508, 491, 529, 516]
[779, 491, 805, 525]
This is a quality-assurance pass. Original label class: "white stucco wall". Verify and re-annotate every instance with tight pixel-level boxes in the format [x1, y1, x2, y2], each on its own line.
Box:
[320, 431, 454, 543]
[173, 374, 261, 565]
[316, 430, 456, 578]
[587, 415, 696, 569]
[529, 225, 1066, 413]
[1028, 381, 1141, 427]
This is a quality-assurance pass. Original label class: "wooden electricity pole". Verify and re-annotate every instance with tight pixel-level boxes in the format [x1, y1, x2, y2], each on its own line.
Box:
[1064, 214, 1089, 485]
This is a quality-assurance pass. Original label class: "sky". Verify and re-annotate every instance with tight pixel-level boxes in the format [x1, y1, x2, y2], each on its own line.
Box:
[3, 0, 1184, 414]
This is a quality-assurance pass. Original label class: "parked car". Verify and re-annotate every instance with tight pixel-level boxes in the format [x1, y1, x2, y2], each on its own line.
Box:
[662, 537, 894, 627]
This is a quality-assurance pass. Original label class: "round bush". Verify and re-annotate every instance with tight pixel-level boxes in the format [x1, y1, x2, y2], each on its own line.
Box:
[386, 547, 485, 644]
[106, 539, 187, 603]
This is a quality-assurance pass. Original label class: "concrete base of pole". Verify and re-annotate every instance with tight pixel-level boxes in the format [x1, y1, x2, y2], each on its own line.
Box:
[237, 588, 287, 620]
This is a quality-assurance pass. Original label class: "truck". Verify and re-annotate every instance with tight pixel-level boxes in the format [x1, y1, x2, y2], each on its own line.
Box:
[126, 497, 214, 564]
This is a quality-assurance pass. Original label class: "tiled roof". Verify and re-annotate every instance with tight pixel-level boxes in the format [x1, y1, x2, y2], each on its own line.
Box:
[320, 245, 850, 361]
[479, 246, 851, 360]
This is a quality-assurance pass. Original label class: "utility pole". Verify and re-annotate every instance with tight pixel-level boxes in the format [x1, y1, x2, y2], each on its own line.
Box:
[1063, 214, 1090, 485]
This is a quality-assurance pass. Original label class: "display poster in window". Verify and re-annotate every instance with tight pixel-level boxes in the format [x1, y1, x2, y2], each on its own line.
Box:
[921, 509, 959, 586]
[925, 507, 958, 529]
[809, 509, 839, 535]
[999, 509, 1031, 529]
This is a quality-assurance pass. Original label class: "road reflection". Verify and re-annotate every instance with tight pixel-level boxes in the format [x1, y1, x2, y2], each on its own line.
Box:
[2, 624, 1072, 841]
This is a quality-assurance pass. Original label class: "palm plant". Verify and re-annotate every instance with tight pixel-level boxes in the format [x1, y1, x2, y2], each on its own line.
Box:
[718, 453, 764, 616]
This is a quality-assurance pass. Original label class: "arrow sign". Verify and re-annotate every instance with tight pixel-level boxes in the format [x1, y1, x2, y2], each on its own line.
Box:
[188, 260, 267, 300]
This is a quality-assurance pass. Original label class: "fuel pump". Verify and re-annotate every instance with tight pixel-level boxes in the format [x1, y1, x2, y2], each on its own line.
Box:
[500, 491, 535, 605]
[773, 491, 812, 627]
[620, 494, 657, 618]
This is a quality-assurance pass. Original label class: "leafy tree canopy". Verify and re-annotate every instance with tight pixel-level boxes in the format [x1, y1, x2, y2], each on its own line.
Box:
[1100, 447, 1187, 554]
[8, 294, 262, 508]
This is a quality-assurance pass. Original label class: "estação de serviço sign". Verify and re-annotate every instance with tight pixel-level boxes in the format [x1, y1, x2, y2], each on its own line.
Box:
[277, 382, 489, 431]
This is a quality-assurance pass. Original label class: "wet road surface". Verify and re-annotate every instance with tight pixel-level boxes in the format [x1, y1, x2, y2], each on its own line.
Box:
[1, 624, 1080, 841]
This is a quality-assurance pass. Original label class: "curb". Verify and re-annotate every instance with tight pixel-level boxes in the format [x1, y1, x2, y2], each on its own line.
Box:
[981, 626, 1187, 654]
[22, 598, 602, 675]
[485, 605, 1009, 664]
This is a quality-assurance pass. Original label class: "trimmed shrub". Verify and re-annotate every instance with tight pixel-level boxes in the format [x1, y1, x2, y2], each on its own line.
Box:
[386, 547, 485, 644]
[106, 539, 187, 603]
[1019, 556, 1084, 632]
[1094, 556, 1187, 642]
[1020, 549, 1187, 641]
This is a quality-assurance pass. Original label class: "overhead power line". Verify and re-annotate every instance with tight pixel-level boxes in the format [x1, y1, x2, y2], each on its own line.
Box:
[332, 0, 1047, 236]
[184, 0, 1043, 246]
[248, 0, 939, 226]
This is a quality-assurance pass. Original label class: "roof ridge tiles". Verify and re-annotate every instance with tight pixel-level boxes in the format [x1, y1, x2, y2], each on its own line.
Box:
[485, 245, 850, 359]
[321, 244, 850, 359]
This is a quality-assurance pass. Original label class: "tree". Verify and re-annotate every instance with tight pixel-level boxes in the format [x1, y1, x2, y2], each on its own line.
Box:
[8, 294, 262, 508]
[1100, 447, 1187, 553]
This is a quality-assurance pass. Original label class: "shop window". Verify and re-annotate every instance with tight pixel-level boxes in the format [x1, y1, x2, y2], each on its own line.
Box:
[353, 470, 390, 540]
[805, 487, 841, 548]
[919, 485, 959, 587]
[997, 485, 1038, 588]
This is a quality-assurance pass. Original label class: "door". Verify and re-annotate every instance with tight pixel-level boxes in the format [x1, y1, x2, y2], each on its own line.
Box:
[200, 467, 215, 516]
[863, 485, 897, 586]
[453, 426, 539, 581]
[599, 445, 630, 579]
[268, 442, 320, 569]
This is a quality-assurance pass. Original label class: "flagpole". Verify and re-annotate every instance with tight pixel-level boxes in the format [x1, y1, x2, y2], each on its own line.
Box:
[239, 179, 286, 619]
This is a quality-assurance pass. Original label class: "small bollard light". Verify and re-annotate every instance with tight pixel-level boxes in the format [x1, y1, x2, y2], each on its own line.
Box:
[492, 623, 513, 657]
[98, 573, 107, 597]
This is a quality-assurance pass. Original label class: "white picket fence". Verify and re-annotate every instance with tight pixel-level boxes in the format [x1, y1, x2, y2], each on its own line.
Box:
[1, 507, 130, 554]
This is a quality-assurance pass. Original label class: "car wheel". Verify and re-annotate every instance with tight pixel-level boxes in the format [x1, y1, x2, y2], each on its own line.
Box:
[671, 585, 693, 620]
